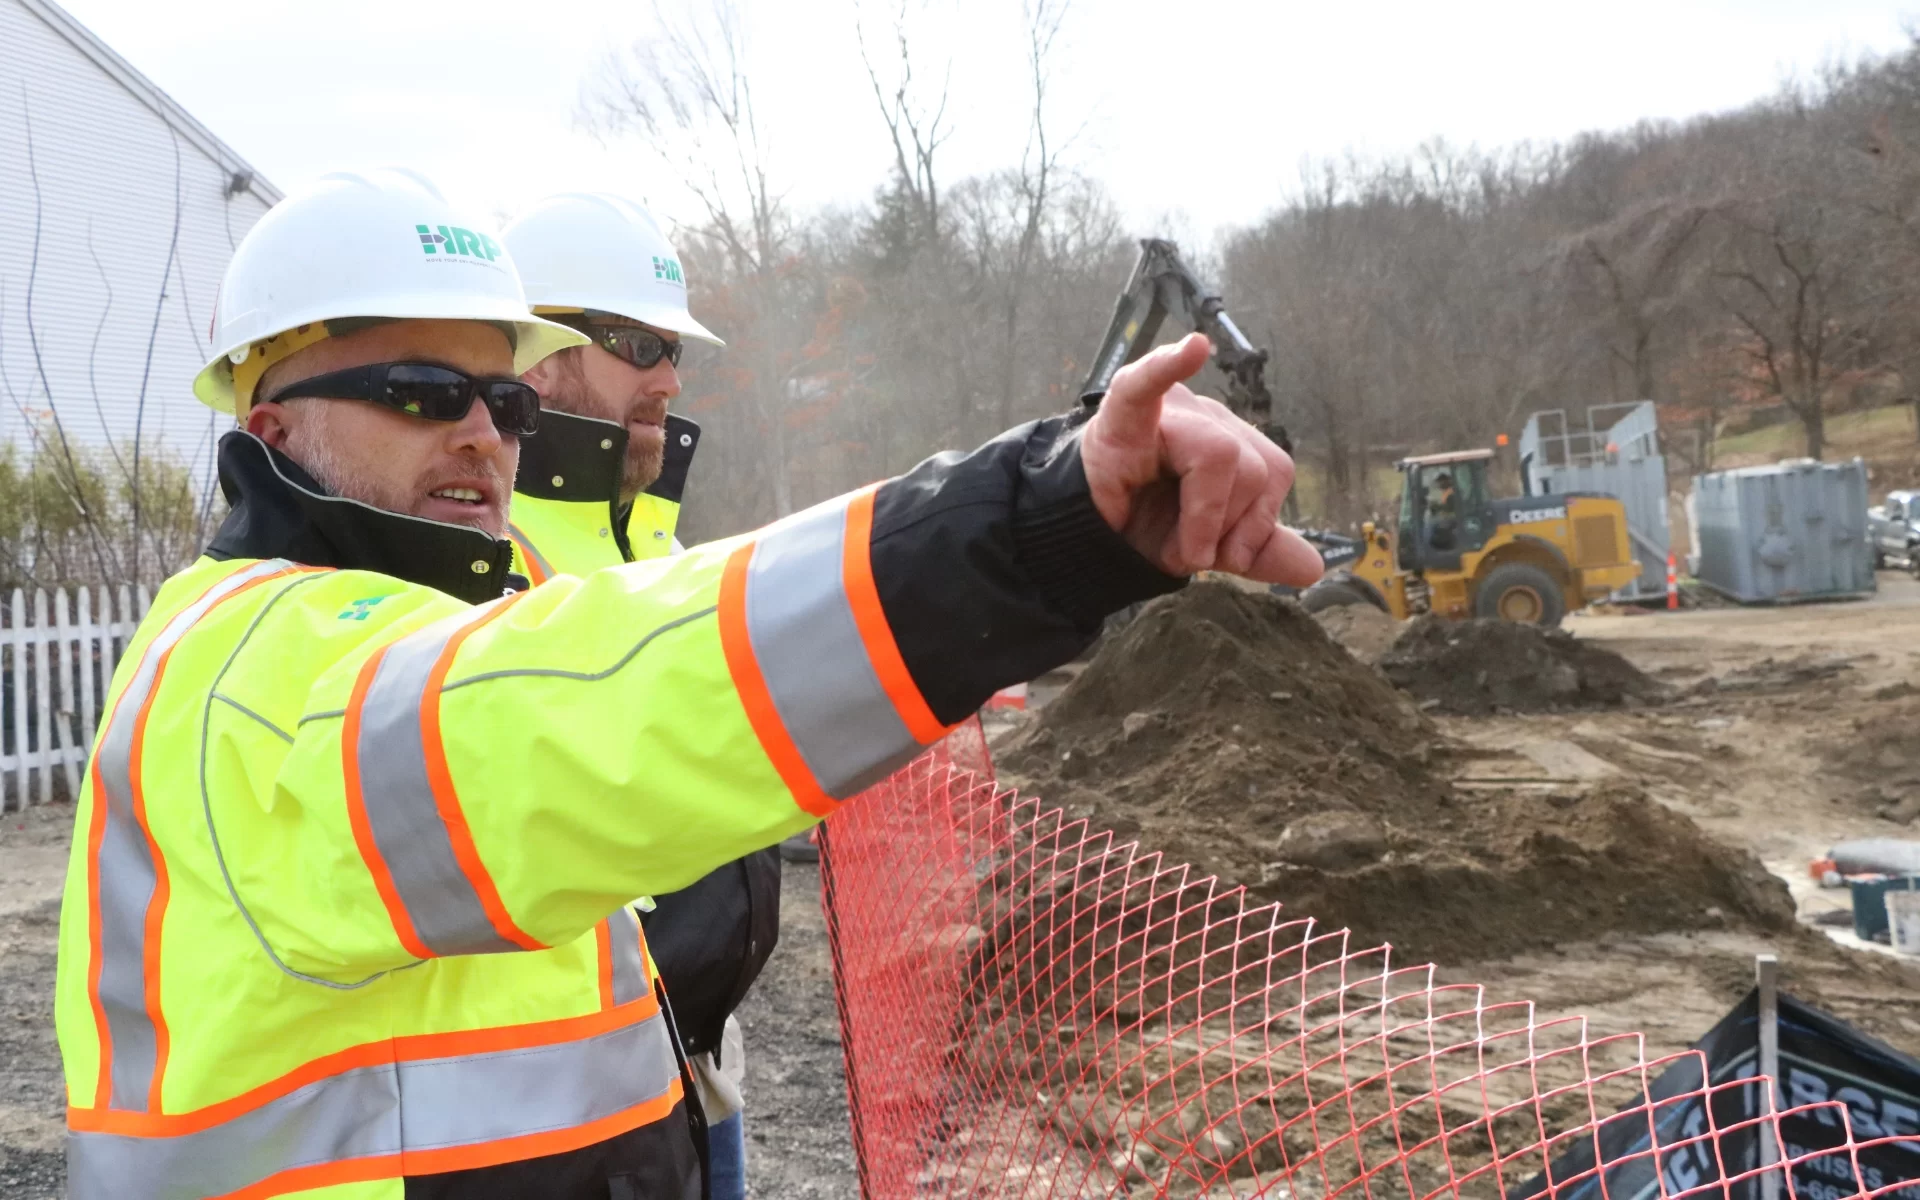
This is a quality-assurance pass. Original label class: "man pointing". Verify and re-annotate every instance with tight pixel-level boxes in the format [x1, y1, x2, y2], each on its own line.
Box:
[55, 168, 1318, 1200]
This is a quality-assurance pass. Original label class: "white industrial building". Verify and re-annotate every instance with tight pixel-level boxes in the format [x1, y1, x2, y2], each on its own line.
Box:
[0, 0, 278, 493]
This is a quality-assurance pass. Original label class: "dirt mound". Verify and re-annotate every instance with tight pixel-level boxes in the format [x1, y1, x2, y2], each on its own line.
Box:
[1262, 781, 1793, 962]
[997, 581, 1440, 864]
[995, 584, 1791, 964]
[1824, 693, 1920, 822]
[1312, 602, 1400, 664]
[1379, 616, 1665, 715]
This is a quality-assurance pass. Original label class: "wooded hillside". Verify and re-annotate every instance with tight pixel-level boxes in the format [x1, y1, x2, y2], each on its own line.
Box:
[588, 7, 1920, 537]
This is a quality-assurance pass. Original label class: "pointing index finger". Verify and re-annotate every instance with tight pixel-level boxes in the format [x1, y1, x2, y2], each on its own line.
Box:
[1096, 333, 1212, 447]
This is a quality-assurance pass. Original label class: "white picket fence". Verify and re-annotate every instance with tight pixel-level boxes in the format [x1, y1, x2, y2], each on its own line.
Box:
[0, 585, 152, 812]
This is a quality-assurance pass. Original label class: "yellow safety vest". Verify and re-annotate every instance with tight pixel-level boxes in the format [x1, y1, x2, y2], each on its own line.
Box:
[508, 411, 692, 583]
[510, 492, 678, 581]
[56, 439, 941, 1198]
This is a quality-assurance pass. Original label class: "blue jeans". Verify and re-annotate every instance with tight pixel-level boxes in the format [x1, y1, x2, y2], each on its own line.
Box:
[707, 1111, 747, 1200]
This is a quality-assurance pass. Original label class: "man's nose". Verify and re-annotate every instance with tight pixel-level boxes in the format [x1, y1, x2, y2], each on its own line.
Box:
[448, 394, 504, 456]
[646, 362, 681, 402]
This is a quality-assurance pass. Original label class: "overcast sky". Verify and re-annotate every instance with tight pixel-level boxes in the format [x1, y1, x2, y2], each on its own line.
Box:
[51, 0, 1920, 242]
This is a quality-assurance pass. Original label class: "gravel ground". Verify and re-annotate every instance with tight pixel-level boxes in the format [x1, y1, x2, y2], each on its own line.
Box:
[0, 800, 860, 1199]
[0, 800, 71, 1200]
[737, 862, 860, 1198]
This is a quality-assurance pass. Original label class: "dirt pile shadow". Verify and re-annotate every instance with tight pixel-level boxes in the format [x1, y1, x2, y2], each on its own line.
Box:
[1380, 615, 1666, 716]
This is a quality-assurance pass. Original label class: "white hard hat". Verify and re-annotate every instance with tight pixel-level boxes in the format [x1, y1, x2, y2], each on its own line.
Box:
[194, 167, 589, 415]
[503, 193, 724, 346]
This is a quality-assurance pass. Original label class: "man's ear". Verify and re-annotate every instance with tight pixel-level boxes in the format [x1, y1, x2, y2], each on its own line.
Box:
[246, 400, 295, 450]
[521, 356, 560, 398]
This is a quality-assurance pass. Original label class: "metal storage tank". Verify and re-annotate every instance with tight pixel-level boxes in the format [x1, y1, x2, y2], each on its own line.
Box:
[1690, 458, 1873, 603]
[1518, 402, 1670, 601]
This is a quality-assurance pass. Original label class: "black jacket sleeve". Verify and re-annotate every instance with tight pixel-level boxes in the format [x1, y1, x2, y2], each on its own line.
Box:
[870, 410, 1185, 724]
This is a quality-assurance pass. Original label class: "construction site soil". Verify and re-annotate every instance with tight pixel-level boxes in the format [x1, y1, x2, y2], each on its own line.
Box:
[1379, 614, 1666, 715]
[996, 584, 1792, 965]
[1824, 690, 1920, 823]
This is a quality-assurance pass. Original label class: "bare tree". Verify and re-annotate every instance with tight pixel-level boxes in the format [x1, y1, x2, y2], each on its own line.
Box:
[989, 0, 1074, 428]
[1707, 158, 1866, 462]
[1555, 199, 1711, 405]
[127, 128, 188, 585]
[11, 96, 121, 585]
[1710, 218, 1846, 460]
[580, 0, 785, 276]
[854, 0, 954, 244]
[580, 0, 804, 514]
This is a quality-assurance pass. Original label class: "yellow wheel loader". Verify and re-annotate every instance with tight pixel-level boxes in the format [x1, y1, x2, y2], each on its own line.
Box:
[1301, 449, 1640, 627]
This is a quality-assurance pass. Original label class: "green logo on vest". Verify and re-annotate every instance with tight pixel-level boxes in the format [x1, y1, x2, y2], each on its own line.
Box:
[417, 224, 502, 261]
[652, 255, 684, 284]
[339, 596, 387, 621]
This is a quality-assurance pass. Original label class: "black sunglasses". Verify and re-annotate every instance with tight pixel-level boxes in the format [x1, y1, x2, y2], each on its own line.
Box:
[586, 324, 683, 371]
[264, 362, 541, 437]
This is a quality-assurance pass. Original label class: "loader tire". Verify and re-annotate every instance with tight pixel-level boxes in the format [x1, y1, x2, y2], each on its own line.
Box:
[1475, 563, 1566, 627]
[1302, 577, 1383, 614]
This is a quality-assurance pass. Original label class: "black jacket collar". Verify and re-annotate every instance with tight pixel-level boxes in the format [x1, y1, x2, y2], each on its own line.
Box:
[206, 432, 519, 605]
[514, 411, 702, 506]
[649, 413, 700, 506]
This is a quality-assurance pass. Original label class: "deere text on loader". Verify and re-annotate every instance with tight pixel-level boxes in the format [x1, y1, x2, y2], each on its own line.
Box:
[1303, 449, 1640, 626]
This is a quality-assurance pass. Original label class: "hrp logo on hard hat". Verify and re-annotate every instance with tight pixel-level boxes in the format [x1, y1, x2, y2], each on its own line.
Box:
[504, 192, 724, 346]
[417, 224, 504, 263]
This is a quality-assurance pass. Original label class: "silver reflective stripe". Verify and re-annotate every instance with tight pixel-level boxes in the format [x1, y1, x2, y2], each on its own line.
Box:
[92, 558, 295, 1111]
[353, 606, 519, 957]
[67, 1007, 679, 1200]
[508, 524, 555, 581]
[743, 496, 921, 800]
[609, 906, 648, 1007]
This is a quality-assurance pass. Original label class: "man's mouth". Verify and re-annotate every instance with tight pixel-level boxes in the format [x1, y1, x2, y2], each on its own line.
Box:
[429, 487, 488, 504]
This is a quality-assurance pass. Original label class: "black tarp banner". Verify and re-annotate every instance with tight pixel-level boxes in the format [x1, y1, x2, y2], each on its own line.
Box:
[1512, 990, 1920, 1200]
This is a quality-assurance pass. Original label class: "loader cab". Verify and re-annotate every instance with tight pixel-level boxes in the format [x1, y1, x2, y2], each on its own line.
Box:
[1397, 450, 1496, 572]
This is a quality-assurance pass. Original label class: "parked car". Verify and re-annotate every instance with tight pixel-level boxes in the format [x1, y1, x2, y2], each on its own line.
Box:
[1868, 489, 1920, 574]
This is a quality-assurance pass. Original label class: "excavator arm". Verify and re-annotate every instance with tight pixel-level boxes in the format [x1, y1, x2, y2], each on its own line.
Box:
[1079, 238, 1291, 453]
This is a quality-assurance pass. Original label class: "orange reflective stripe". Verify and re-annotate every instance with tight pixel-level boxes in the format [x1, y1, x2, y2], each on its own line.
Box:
[67, 987, 663, 1138]
[85, 559, 320, 1111]
[596, 919, 616, 1011]
[202, 1077, 685, 1200]
[417, 593, 543, 951]
[717, 544, 838, 818]
[73, 994, 679, 1199]
[210, 1156, 398, 1200]
[341, 643, 435, 961]
[127, 647, 174, 1113]
[840, 488, 949, 744]
[508, 529, 550, 586]
[83, 749, 112, 1108]
[342, 593, 540, 958]
[403, 1076, 683, 1177]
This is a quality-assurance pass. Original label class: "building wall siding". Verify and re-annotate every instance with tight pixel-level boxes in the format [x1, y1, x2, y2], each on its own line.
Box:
[0, 0, 272, 492]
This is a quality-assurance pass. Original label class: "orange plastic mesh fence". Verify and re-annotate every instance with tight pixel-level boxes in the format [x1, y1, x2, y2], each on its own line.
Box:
[818, 735, 1919, 1200]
